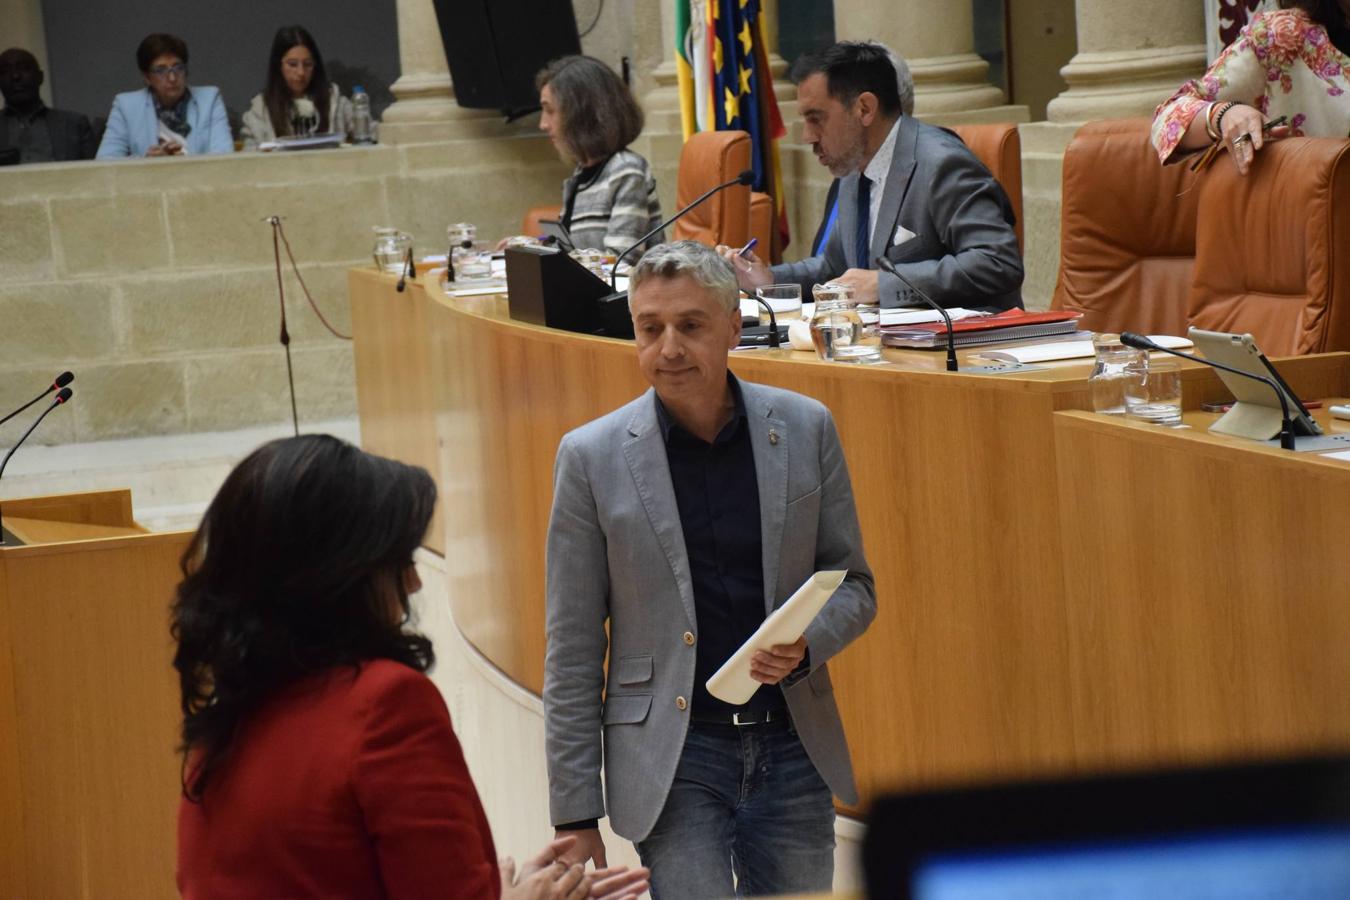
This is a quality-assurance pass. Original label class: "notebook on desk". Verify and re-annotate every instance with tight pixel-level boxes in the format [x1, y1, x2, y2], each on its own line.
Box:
[881, 309, 1083, 349]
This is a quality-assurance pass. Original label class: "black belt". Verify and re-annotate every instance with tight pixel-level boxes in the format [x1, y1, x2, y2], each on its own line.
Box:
[691, 707, 791, 730]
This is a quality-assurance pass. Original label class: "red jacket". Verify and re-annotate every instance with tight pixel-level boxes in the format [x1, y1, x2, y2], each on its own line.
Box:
[177, 659, 501, 898]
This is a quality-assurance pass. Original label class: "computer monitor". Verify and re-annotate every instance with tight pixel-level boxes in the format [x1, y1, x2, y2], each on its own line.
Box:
[864, 756, 1350, 899]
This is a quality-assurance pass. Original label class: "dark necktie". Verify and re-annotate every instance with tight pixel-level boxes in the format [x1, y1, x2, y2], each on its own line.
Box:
[855, 174, 872, 270]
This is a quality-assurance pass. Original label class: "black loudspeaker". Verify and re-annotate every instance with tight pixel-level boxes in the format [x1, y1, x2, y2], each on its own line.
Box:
[431, 0, 581, 117]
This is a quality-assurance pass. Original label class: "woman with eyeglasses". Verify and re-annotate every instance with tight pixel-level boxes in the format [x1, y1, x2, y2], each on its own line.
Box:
[240, 25, 353, 151]
[173, 435, 648, 899]
[95, 32, 232, 159]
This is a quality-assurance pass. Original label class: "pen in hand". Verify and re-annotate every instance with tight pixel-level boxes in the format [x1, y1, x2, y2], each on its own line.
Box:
[737, 238, 758, 257]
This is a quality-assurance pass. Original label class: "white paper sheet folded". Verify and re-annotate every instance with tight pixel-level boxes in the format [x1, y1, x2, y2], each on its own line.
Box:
[706, 570, 848, 705]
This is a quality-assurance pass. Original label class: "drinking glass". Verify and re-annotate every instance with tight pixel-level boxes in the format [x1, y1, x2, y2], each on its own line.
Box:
[1125, 360, 1183, 425]
[756, 284, 802, 326]
[372, 227, 412, 274]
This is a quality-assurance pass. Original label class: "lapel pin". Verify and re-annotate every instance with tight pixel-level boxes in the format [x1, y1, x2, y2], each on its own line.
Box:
[768, 429, 779, 445]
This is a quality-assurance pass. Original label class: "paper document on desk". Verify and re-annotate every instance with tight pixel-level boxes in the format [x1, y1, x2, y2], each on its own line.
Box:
[971, 334, 1194, 364]
[879, 308, 986, 327]
[706, 570, 847, 705]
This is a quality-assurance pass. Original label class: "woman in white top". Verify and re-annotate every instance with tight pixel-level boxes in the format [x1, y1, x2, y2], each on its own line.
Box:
[241, 25, 352, 150]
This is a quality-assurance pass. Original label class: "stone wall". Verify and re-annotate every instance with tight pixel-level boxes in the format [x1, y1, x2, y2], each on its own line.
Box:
[0, 139, 570, 444]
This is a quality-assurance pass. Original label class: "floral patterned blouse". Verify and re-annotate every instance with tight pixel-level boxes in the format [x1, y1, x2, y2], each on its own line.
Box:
[1151, 9, 1350, 164]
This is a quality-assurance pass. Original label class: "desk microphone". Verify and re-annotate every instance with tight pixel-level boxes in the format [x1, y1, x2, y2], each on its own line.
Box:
[875, 257, 958, 372]
[610, 169, 755, 292]
[0, 386, 73, 545]
[396, 247, 417, 293]
[752, 296, 781, 348]
[0, 371, 74, 428]
[1119, 332, 1296, 450]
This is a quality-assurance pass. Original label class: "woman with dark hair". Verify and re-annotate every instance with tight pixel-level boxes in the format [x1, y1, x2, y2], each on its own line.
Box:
[173, 435, 647, 899]
[537, 55, 664, 253]
[1152, 0, 1350, 173]
[241, 25, 353, 150]
[96, 32, 232, 158]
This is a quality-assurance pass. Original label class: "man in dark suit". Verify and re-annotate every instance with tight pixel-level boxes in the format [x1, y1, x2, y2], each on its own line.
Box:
[0, 48, 96, 164]
[720, 41, 1022, 311]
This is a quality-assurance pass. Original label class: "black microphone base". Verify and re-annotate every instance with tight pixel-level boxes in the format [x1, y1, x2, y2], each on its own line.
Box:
[0, 525, 24, 547]
[1263, 432, 1350, 453]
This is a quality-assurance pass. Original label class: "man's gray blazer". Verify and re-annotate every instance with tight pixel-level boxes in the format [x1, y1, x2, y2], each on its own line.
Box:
[773, 114, 1023, 311]
[544, 380, 876, 842]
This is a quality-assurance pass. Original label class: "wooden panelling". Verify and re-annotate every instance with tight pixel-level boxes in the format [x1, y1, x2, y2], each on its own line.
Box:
[350, 267, 1350, 817]
[1054, 409, 1350, 769]
[0, 510, 190, 900]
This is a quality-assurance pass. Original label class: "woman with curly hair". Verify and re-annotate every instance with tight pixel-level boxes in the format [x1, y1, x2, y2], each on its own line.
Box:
[172, 435, 646, 899]
[1151, 0, 1350, 173]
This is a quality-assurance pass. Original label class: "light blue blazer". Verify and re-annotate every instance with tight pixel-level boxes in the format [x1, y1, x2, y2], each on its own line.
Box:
[95, 86, 233, 159]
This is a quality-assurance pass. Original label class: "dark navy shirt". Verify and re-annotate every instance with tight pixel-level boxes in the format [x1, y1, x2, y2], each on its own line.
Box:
[656, 376, 782, 718]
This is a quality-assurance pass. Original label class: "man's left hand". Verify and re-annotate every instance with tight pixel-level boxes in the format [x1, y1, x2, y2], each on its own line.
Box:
[750, 636, 808, 685]
[833, 268, 879, 304]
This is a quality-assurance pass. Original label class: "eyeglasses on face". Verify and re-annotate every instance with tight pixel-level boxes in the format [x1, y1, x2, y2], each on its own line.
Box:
[149, 63, 186, 78]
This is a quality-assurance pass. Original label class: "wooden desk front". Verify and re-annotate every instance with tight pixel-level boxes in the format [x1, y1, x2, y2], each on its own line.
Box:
[350, 267, 1350, 815]
[0, 491, 189, 899]
[1054, 407, 1350, 770]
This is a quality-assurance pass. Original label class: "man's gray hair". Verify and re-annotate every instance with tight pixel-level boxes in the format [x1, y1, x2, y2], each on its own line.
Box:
[628, 240, 740, 313]
[885, 45, 915, 117]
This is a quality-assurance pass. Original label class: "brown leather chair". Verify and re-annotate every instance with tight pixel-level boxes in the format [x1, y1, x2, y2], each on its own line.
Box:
[949, 123, 1025, 252]
[1051, 119, 1200, 336]
[671, 130, 753, 247]
[521, 204, 562, 237]
[1190, 137, 1350, 355]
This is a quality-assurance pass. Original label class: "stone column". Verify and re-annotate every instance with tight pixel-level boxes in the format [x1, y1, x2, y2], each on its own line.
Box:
[379, 0, 501, 144]
[1046, 0, 1205, 122]
[2, 0, 51, 106]
[833, 0, 1025, 122]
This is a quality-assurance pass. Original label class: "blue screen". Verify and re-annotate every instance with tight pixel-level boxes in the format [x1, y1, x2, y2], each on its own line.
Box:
[914, 827, 1350, 900]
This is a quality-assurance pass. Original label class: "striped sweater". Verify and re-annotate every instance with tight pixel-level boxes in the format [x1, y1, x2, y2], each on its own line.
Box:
[561, 149, 665, 255]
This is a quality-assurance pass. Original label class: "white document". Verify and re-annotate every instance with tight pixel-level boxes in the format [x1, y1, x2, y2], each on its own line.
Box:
[878, 307, 987, 327]
[972, 334, 1195, 364]
[706, 570, 848, 705]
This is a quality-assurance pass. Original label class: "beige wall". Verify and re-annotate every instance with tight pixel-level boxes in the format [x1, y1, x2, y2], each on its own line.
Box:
[0, 140, 569, 444]
[1009, 0, 1076, 122]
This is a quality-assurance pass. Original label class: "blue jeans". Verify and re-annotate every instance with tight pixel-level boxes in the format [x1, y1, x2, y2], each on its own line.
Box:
[635, 722, 836, 899]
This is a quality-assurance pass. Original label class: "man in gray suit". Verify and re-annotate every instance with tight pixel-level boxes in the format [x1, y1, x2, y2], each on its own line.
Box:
[720, 41, 1022, 311]
[544, 241, 875, 898]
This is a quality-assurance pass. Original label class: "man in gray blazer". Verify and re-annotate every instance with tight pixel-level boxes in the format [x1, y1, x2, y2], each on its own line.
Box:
[721, 41, 1022, 311]
[545, 241, 875, 898]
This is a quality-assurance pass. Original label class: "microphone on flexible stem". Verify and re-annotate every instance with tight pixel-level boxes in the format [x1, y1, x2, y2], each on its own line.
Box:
[0, 371, 74, 428]
[874, 256, 958, 372]
[0, 386, 73, 545]
[609, 169, 756, 293]
[752, 296, 781, 348]
[1119, 332, 1296, 450]
[396, 246, 416, 293]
